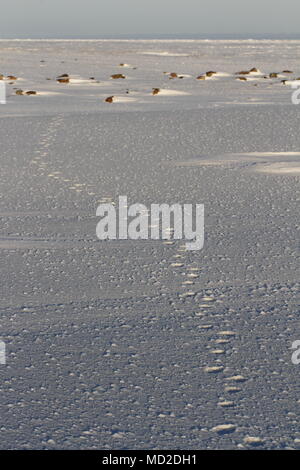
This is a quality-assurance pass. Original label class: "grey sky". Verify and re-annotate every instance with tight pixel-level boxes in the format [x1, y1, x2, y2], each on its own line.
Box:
[1, 0, 300, 37]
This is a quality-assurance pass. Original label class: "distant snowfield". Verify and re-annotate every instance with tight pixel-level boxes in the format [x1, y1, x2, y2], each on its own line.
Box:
[174, 151, 300, 174]
[253, 162, 300, 174]
[37, 91, 63, 96]
[154, 89, 190, 96]
[237, 151, 300, 157]
[0, 39, 299, 451]
[140, 51, 190, 56]
[111, 96, 138, 103]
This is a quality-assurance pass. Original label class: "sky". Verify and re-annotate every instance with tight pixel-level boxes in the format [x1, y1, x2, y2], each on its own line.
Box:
[0, 0, 300, 38]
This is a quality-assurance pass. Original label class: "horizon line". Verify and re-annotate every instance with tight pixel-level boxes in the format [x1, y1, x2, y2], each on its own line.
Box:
[1, 32, 300, 40]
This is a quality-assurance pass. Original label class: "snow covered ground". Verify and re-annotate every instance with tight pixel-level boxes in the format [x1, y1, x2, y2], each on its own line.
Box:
[0, 39, 299, 449]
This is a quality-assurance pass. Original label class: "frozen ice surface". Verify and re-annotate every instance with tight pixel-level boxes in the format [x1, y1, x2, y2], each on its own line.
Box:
[0, 40, 299, 449]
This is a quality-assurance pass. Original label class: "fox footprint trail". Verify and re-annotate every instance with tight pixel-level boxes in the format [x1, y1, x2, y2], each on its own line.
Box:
[167, 241, 260, 446]
[31, 115, 99, 199]
[31, 115, 64, 180]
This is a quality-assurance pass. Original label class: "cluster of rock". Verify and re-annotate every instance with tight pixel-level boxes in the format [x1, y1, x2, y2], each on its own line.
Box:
[196, 71, 217, 80]
[234, 67, 298, 83]
[152, 88, 160, 95]
[0, 74, 18, 81]
[111, 74, 126, 80]
[165, 72, 184, 79]
[9, 61, 300, 104]
[56, 73, 70, 83]
[15, 89, 37, 96]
